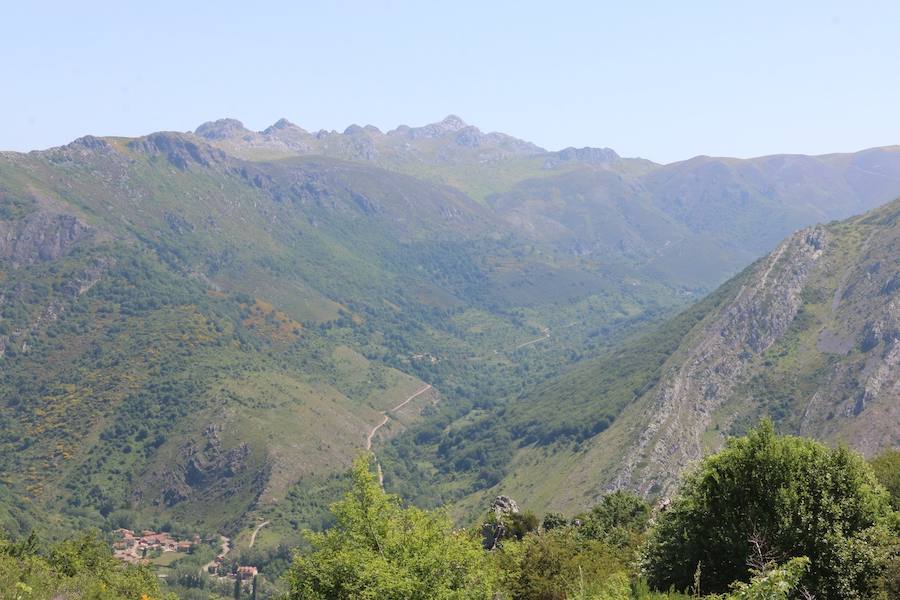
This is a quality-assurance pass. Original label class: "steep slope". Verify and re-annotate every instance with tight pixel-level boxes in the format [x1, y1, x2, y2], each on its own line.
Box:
[598, 198, 900, 496]
[403, 197, 900, 518]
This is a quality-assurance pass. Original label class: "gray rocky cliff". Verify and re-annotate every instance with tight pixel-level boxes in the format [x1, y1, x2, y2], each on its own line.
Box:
[614, 226, 829, 495]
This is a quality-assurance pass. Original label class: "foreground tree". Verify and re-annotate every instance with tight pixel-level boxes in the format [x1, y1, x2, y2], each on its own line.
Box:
[284, 454, 495, 600]
[0, 531, 168, 600]
[871, 449, 900, 510]
[642, 421, 893, 599]
[579, 490, 651, 548]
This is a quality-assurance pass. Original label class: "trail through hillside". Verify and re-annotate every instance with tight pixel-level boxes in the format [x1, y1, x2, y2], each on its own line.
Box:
[200, 534, 231, 575]
[249, 520, 270, 548]
[514, 328, 550, 350]
[365, 384, 432, 451]
[365, 384, 432, 485]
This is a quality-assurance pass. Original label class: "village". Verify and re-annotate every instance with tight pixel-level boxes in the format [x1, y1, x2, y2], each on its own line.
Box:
[112, 529, 258, 583]
[112, 528, 198, 563]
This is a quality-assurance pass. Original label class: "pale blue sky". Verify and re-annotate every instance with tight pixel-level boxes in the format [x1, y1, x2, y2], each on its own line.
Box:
[3, 1, 899, 163]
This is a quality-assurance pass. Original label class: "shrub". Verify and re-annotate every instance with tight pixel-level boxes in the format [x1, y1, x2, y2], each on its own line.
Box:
[642, 421, 893, 599]
[580, 491, 651, 547]
[284, 454, 495, 600]
[871, 450, 900, 511]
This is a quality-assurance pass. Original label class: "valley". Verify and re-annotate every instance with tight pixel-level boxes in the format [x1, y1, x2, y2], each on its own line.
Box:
[0, 115, 898, 596]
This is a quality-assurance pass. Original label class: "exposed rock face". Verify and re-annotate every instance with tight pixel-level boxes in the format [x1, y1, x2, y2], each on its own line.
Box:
[614, 226, 829, 495]
[0, 211, 94, 267]
[401, 115, 470, 139]
[489, 495, 520, 517]
[140, 424, 263, 509]
[67, 135, 114, 152]
[195, 118, 251, 140]
[193, 114, 546, 163]
[262, 118, 306, 135]
[482, 495, 521, 550]
[555, 146, 621, 164]
[128, 133, 227, 170]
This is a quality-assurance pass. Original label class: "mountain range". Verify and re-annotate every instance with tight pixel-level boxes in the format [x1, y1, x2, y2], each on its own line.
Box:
[0, 116, 898, 550]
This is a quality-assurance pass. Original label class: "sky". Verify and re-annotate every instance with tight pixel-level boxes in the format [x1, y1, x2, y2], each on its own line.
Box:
[2, 0, 900, 163]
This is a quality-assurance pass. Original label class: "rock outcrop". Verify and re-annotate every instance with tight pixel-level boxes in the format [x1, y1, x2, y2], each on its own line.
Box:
[139, 424, 265, 509]
[128, 132, 227, 170]
[613, 226, 829, 495]
[481, 495, 521, 550]
[0, 211, 94, 267]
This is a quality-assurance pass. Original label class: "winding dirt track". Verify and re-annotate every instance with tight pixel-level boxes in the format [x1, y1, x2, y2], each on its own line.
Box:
[365, 384, 432, 451]
[514, 330, 550, 349]
[200, 534, 231, 575]
[249, 520, 270, 548]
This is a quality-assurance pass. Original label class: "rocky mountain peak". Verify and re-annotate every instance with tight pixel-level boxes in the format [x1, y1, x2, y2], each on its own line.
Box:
[263, 118, 306, 134]
[269, 118, 295, 129]
[396, 114, 474, 139]
[194, 118, 250, 140]
[439, 114, 468, 131]
[67, 135, 113, 152]
[557, 147, 621, 163]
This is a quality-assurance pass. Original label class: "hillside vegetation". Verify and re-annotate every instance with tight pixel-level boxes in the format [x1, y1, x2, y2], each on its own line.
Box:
[1, 117, 899, 552]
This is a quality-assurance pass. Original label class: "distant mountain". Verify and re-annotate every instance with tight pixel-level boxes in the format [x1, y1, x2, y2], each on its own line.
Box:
[195, 116, 900, 290]
[432, 197, 899, 518]
[1, 117, 899, 544]
[489, 146, 900, 288]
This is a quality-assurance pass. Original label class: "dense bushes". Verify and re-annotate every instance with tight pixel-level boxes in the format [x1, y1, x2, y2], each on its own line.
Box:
[872, 449, 900, 510]
[502, 530, 629, 600]
[642, 422, 894, 599]
[0, 531, 172, 599]
[4, 425, 895, 599]
[284, 455, 495, 600]
[285, 425, 897, 600]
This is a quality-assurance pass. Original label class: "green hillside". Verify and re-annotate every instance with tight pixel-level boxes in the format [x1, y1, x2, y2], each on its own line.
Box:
[2, 118, 900, 554]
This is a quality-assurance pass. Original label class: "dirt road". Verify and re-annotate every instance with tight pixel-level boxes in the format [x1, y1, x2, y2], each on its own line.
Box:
[365, 384, 432, 451]
[200, 534, 231, 575]
[249, 520, 270, 548]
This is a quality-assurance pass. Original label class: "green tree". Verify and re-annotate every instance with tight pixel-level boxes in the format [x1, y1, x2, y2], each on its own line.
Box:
[541, 513, 568, 531]
[642, 422, 893, 599]
[727, 557, 809, 600]
[507, 512, 541, 541]
[0, 531, 170, 600]
[580, 491, 651, 547]
[871, 449, 900, 511]
[284, 454, 495, 600]
[503, 529, 627, 600]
